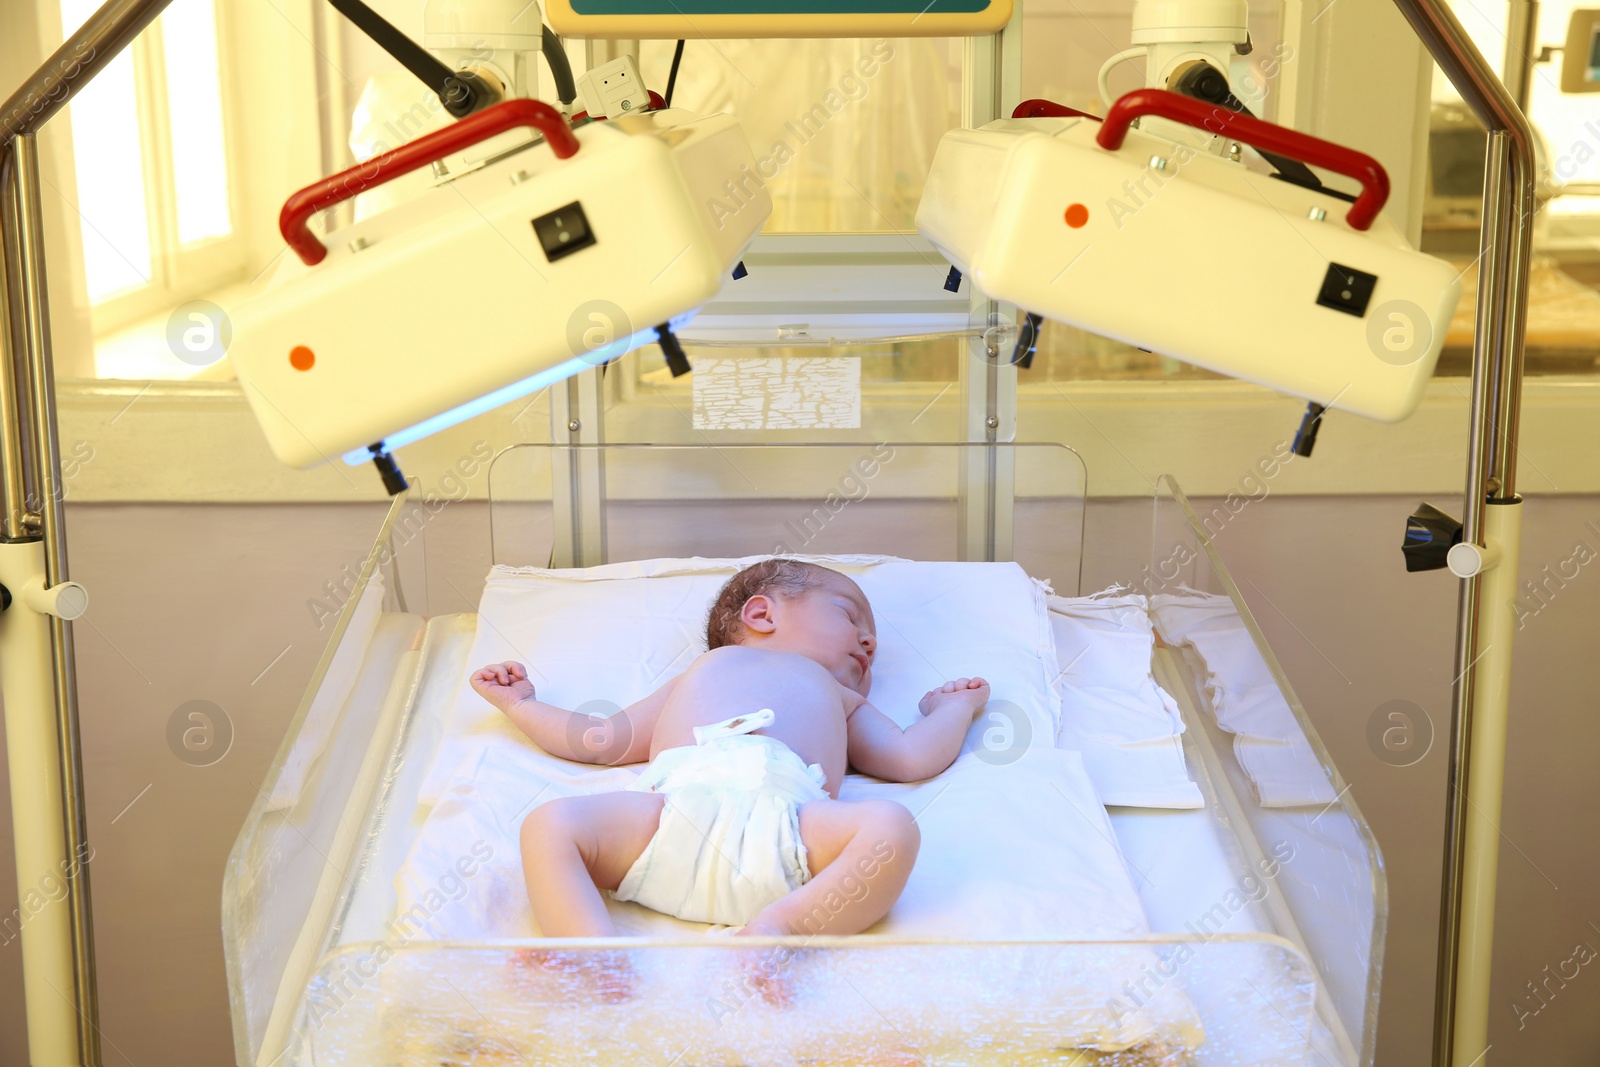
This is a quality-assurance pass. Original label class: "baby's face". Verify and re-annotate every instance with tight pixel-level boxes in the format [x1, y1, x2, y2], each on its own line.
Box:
[777, 575, 878, 696]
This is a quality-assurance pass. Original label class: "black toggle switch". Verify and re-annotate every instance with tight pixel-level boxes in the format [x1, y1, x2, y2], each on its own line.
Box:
[732, 260, 748, 280]
[943, 265, 962, 293]
[1316, 262, 1377, 317]
[531, 202, 596, 262]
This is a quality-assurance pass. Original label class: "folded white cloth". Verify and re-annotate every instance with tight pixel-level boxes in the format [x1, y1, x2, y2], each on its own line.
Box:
[1048, 590, 1201, 809]
[1233, 736, 1337, 809]
[613, 714, 829, 927]
[1152, 591, 1336, 808]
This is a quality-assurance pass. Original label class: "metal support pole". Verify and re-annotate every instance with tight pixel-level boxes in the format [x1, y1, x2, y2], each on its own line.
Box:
[957, 7, 1021, 564]
[549, 369, 606, 567]
[2, 3, 180, 1062]
[1, 134, 100, 1067]
[1386, 3, 1535, 1065]
[0, 0, 173, 141]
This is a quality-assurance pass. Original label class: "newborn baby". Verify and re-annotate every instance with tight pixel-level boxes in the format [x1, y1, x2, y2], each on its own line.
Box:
[470, 559, 990, 951]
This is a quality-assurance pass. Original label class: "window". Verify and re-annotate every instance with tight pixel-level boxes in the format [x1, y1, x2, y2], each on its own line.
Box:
[634, 37, 963, 232]
[1527, 0, 1600, 211]
[58, 0, 242, 333]
[1434, 0, 1600, 211]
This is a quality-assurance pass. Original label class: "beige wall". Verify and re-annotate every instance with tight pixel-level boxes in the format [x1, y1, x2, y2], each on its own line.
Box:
[2, 490, 1598, 1066]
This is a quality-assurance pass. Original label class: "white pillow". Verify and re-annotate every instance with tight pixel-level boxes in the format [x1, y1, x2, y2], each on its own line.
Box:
[1048, 589, 1202, 809]
[418, 554, 1064, 806]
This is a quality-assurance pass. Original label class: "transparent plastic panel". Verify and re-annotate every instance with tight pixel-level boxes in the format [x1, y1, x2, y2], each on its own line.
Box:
[1146, 475, 1386, 1067]
[487, 442, 1088, 595]
[293, 938, 1319, 1067]
[223, 493, 431, 1065]
[226, 452, 1383, 1067]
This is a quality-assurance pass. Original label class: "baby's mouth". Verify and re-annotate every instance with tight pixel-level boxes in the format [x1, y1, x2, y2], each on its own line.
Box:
[849, 652, 869, 674]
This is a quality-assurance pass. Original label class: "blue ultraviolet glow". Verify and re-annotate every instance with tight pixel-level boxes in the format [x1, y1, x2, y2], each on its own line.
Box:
[341, 327, 661, 465]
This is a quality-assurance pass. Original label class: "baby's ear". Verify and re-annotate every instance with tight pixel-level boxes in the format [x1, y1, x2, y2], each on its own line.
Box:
[740, 594, 779, 634]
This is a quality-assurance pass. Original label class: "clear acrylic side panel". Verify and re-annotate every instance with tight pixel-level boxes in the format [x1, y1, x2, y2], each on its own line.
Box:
[295, 938, 1323, 1066]
[487, 442, 1089, 595]
[222, 491, 433, 1067]
[1147, 475, 1387, 1067]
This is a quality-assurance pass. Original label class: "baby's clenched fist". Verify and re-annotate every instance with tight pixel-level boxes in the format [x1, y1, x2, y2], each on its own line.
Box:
[470, 660, 537, 711]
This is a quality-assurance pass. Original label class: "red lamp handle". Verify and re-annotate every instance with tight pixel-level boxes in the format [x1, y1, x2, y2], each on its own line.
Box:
[280, 98, 581, 265]
[1013, 99, 1100, 121]
[1094, 88, 1390, 231]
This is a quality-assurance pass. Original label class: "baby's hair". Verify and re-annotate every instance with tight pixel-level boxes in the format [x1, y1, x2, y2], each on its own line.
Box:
[706, 558, 834, 649]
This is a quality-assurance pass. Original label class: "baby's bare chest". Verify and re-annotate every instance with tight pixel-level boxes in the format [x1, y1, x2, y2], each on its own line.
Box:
[653, 649, 849, 757]
[676, 649, 841, 715]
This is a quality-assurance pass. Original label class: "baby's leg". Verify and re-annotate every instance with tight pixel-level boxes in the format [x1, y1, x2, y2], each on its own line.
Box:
[519, 791, 665, 937]
[739, 797, 920, 939]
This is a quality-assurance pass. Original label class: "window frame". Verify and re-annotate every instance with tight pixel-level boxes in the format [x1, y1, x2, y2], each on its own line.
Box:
[64, 0, 249, 334]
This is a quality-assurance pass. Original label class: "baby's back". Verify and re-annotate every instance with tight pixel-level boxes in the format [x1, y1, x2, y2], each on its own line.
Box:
[652, 646, 851, 796]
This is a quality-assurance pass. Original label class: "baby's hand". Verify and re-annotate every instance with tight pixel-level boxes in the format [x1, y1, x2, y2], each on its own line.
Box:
[918, 677, 990, 717]
[470, 661, 537, 712]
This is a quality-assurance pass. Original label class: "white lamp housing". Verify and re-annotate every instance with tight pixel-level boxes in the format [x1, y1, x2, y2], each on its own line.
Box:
[230, 102, 769, 469]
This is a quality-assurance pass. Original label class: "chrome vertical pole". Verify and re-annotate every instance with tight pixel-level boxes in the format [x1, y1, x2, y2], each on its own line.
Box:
[2, 3, 179, 1062]
[958, 3, 1021, 564]
[1, 134, 100, 1067]
[1386, 3, 1535, 1065]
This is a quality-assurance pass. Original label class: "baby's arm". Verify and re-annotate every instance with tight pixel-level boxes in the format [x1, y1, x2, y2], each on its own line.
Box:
[469, 661, 675, 765]
[845, 677, 990, 783]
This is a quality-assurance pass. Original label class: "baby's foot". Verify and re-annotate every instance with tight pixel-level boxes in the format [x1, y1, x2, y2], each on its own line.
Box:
[731, 922, 803, 1008]
[509, 946, 637, 1004]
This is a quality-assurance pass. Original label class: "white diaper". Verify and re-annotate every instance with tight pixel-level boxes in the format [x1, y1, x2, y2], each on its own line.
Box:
[613, 708, 829, 927]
